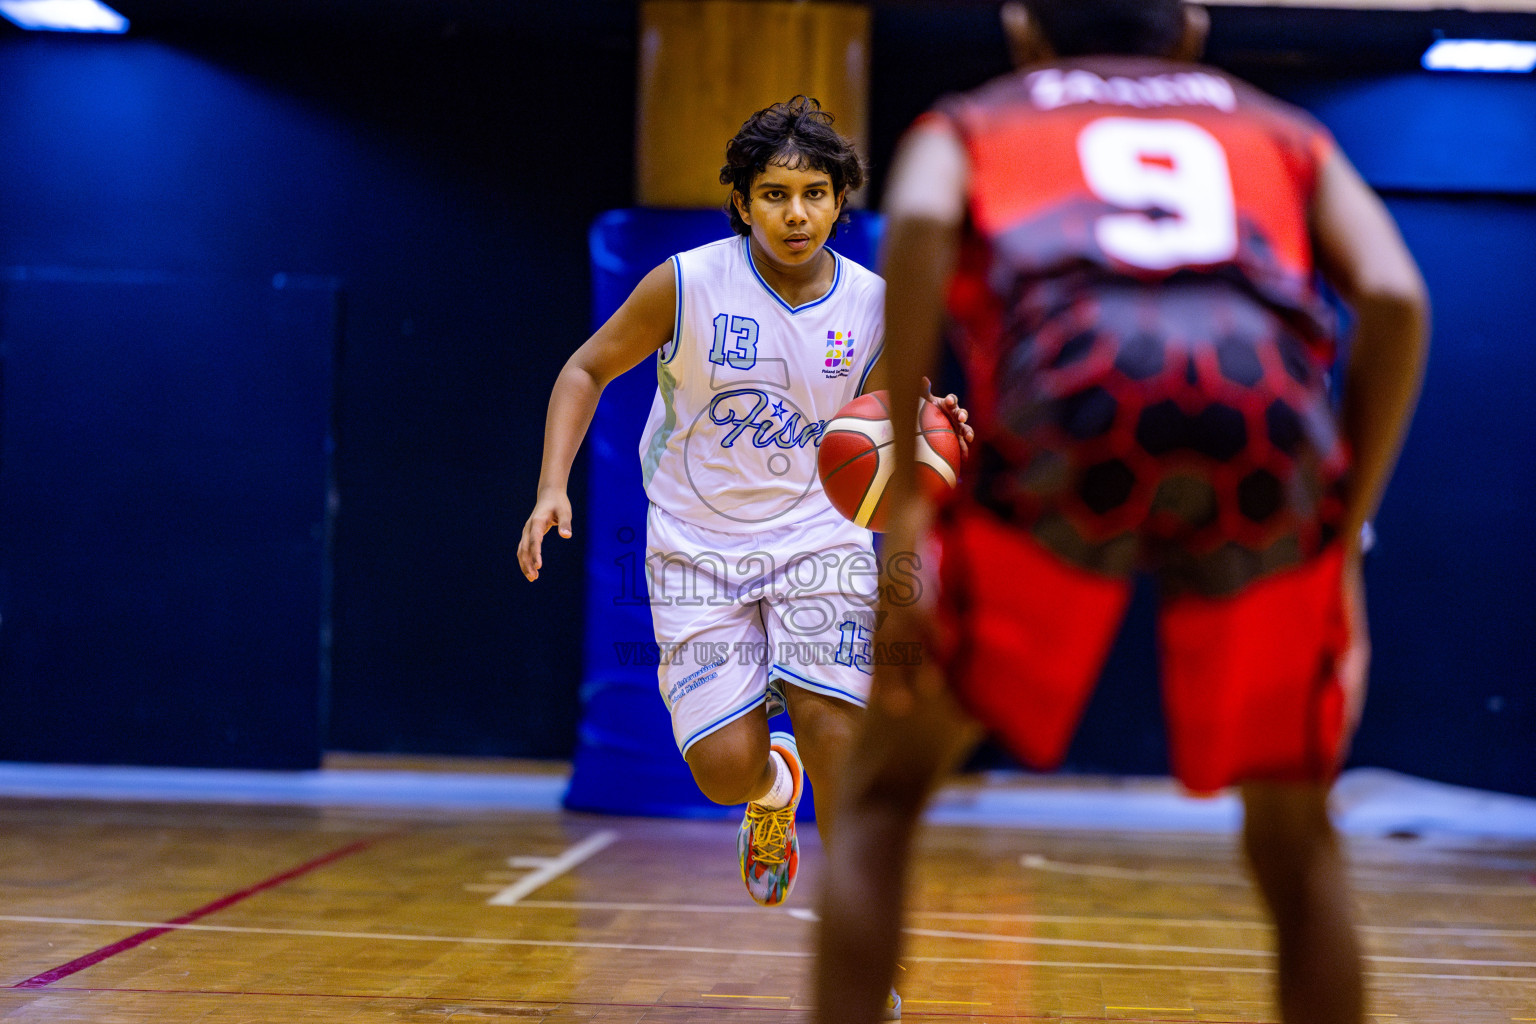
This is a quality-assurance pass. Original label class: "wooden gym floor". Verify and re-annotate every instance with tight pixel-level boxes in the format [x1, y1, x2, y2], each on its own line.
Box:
[1, 759, 1533, 1023]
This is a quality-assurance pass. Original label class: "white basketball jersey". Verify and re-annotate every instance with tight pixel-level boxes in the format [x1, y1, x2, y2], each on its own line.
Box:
[639, 235, 885, 531]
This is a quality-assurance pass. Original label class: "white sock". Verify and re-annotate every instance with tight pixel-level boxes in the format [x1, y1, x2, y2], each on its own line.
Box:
[755, 750, 795, 809]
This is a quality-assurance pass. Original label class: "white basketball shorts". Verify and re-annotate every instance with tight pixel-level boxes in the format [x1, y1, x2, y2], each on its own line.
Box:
[645, 502, 879, 756]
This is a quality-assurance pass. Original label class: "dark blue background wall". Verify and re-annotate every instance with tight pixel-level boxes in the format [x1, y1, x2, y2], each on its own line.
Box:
[0, 270, 335, 767]
[0, 5, 1530, 792]
[0, 13, 635, 762]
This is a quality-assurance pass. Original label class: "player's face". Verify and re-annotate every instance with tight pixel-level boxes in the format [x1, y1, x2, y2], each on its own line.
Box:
[736, 161, 845, 273]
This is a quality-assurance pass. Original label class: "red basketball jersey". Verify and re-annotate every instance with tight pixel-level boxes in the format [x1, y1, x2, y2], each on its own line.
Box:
[924, 57, 1341, 432]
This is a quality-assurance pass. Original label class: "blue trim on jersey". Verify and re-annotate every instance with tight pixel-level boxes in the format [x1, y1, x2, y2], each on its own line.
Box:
[741, 235, 843, 316]
[660, 254, 682, 364]
[678, 693, 763, 757]
[856, 340, 884, 395]
[768, 664, 868, 708]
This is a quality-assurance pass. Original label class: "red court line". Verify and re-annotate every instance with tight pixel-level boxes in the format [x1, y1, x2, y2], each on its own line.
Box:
[11, 832, 396, 990]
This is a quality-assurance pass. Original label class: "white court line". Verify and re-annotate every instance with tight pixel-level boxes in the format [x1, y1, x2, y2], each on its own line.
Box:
[516, 899, 1536, 939]
[901, 953, 1536, 984]
[1022, 854, 1248, 886]
[487, 831, 616, 906]
[906, 927, 1536, 969]
[1021, 854, 1536, 895]
[917, 911, 1536, 940]
[905, 926, 1271, 959]
[6, 913, 1535, 976]
[0, 915, 803, 960]
[519, 899, 795, 916]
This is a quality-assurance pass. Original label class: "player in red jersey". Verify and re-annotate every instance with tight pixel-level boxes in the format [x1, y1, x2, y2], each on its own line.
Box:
[814, 2, 1428, 1023]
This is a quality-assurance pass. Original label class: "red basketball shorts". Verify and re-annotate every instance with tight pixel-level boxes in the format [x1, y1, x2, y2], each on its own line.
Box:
[935, 507, 1349, 792]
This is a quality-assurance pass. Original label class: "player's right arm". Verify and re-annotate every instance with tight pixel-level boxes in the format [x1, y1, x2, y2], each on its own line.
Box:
[1309, 146, 1430, 744]
[518, 261, 678, 582]
[1311, 147, 1430, 550]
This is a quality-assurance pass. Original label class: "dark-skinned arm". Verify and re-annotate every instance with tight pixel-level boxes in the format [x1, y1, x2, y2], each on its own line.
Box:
[1312, 148, 1430, 545]
[814, 118, 973, 1024]
[1310, 146, 1430, 748]
[517, 261, 677, 581]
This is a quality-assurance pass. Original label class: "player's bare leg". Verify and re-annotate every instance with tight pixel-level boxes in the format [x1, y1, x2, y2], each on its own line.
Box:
[686, 707, 807, 905]
[815, 660, 980, 1024]
[1241, 782, 1364, 1024]
[684, 708, 775, 805]
[783, 687, 860, 841]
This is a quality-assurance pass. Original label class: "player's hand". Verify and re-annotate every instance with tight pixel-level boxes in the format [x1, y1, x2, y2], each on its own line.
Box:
[1336, 548, 1370, 764]
[518, 489, 573, 582]
[922, 376, 974, 461]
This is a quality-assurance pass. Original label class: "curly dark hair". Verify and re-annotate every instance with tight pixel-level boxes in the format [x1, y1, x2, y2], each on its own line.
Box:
[1024, 0, 1185, 57]
[719, 96, 866, 239]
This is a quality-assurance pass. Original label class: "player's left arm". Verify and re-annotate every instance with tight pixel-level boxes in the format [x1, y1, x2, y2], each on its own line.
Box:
[857, 296, 973, 459]
[814, 116, 976, 1024]
[859, 358, 973, 458]
[867, 118, 970, 706]
[879, 119, 970, 518]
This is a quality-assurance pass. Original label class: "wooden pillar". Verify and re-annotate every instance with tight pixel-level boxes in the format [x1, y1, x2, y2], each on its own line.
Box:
[636, 0, 871, 208]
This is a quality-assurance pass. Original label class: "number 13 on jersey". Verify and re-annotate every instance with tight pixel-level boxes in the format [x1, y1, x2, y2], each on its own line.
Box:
[710, 313, 760, 370]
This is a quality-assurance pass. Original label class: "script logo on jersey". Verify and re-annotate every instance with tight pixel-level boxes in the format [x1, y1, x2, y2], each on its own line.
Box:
[822, 330, 856, 379]
[679, 388, 829, 525]
[707, 388, 825, 451]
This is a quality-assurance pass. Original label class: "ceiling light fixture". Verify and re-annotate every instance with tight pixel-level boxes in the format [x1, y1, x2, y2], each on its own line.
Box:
[1422, 38, 1536, 73]
[0, 0, 128, 33]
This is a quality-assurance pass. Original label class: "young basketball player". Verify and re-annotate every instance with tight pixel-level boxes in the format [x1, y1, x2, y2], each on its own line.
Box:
[519, 96, 966, 1019]
[813, 4, 1428, 1023]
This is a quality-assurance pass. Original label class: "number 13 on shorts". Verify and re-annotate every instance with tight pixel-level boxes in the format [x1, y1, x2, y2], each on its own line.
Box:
[835, 619, 873, 674]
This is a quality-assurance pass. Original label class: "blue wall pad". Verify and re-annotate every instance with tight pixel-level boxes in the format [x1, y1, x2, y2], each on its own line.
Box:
[564, 210, 881, 818]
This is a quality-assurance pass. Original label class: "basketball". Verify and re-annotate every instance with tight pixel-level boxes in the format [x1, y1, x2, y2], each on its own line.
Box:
[816, 390, 962, 532]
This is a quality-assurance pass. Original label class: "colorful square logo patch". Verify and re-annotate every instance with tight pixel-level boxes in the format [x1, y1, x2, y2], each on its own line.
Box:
[824, 330, 856, 369]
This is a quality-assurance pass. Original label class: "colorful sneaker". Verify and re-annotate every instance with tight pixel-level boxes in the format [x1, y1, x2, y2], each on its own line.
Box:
[884, 989, 902, 1020]
[765, 677, 787, 720]
[737, 730, 802, 906]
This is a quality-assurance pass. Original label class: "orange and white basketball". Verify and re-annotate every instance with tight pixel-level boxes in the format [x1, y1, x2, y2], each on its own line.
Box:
[816, 390, 962, 532]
